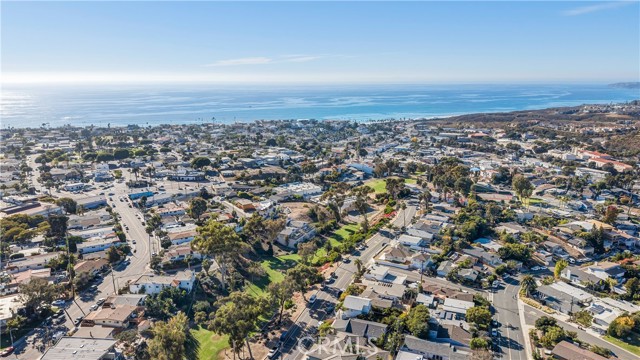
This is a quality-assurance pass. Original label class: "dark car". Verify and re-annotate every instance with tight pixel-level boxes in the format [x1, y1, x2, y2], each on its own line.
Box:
[279, 331, 288, 343]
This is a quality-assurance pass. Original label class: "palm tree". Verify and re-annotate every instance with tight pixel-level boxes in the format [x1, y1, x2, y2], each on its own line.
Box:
[419, 190, 432, 214]
[354, 259, 363, 275]
[520, 275, 537, 297]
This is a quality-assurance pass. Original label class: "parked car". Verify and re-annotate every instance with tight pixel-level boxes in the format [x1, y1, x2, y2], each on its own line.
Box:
[0, 346, 14, 357]
[267, 346, 279, 359]
[96, 298, 106, 305]
[90, 304, 99, 311]
[308, 294, 317, 304]
[52, 299, 66, 307]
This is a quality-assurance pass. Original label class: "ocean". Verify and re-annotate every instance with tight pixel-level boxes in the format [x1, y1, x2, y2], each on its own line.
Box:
[1, 84, 638, 129]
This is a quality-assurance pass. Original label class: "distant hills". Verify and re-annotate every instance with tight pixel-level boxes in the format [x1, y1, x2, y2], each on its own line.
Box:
[609, 82, 640, 89]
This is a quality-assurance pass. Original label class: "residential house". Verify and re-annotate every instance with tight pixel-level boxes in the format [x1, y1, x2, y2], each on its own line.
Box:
[585, 261, 626, 282]
[167, 229, 197, 245]
[397, 335, 469, 360]
[5, 252, 61, 274]
[551, 341, 609, 360]
[442, 298, 474, 319]
[276, 220, 316, 248]
[304, 331, 389, 360]
[77, 237, 121, 254]
[83, 304, 138, 328]
[40, 337, 119, 360]
[341, 296, 372, 319]
[398, 234, 428, 250]
[129, 270, 196, 295]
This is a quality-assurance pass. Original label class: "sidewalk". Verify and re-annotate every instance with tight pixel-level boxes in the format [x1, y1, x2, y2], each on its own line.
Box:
[517, 298, 533, 360]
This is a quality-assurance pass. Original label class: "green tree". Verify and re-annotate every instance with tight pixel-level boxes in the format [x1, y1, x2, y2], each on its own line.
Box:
[512, 175, 534, 207]
[147, 312, 199, 360]
[498, 243, 531, 262]
[352, 185, 374, 232]
[466, 306, 492, 329]
[406, 305, 431, 339]
[107, 246, 123, 263]
[209, 292, 263, 359]
[268, 279, 294, 325]
[286, 263, 321, 300]
[385, 178, 405, 200]
[535, 316, 557, 331]
[554, 259, 568, 280]
[18, 278, 60, 314]
[419, 190, 432, 213]
[188, 197, 208, 222]
[603, 205, 621, 225]
[56, 198, 77, 214]
[520, 275, 537, 297]
[113, 148, 131, 160]
[191, 157, 211, 169]
[192, 220, 247, 289]
[540, 326, 565, 349]
[608, 316, 635, 338]
[297, 241, 317, 264]
[574, 310, 593, 328]
[470, 337, 489, 350]
[74, 271, 93, 291]
[47, 214, 68, 239]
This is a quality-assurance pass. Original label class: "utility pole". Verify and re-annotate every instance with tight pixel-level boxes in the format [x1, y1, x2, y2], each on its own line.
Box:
[110, 265, 117, 294]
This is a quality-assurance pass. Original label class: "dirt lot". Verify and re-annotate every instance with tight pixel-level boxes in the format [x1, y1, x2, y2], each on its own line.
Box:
[281, 201, 314, 222]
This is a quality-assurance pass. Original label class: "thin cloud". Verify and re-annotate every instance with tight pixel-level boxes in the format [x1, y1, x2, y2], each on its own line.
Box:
[205, 54, 327, 67]
[563, 1, 634, 16]
[282, 55, 321, 63]
[206, 57, 272, 67]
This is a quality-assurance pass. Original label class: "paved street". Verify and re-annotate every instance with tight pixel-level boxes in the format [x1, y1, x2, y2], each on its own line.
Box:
[281, 205, 416, 360]
[491, 277, 526, 360]
[523, 305, 638, 360]
[15, 158, 155, 359]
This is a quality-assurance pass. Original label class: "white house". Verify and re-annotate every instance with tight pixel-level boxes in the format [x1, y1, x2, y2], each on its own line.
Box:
[63, 182, 86, 192]
[341, 296, 372, 319]
[276, 220, 316, 248]
[167, 230, 197, 245]
[443, 298, 474, 317]
[129, 270, 196, 295]
[78, 237, 121, 254]
[398, 234, 427, 250]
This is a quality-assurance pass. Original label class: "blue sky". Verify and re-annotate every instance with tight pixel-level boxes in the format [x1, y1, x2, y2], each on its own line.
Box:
[2, 1, 639, 84]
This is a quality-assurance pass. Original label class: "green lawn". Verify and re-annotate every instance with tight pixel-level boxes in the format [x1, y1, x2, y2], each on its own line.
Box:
[245, 254, 300, 296]
[365, 179, 387, 194]
[365, 177, 415, 193]
[605, 334, 640, 356]
[192, 327, 229, 360]
[328, 223, 360, 247]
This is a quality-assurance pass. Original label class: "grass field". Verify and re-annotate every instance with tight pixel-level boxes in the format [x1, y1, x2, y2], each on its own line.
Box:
[366, 177, 415, 193]
[605, 334, 640, 356]
[311, 223, 360, 263]
[328, 223, 360, 247]
[192, 327, 229, 360]
[365, 179, 387, 194]
[245, 254, 300, 296]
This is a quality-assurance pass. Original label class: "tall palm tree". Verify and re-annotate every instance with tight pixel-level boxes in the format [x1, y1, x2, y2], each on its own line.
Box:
[354, 259, 363, 275]
[520, 275, 537, 297]
[419, 190, 432, 214]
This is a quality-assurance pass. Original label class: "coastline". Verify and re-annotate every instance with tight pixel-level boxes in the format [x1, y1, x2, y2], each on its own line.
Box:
[1, 83, 639, 129]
